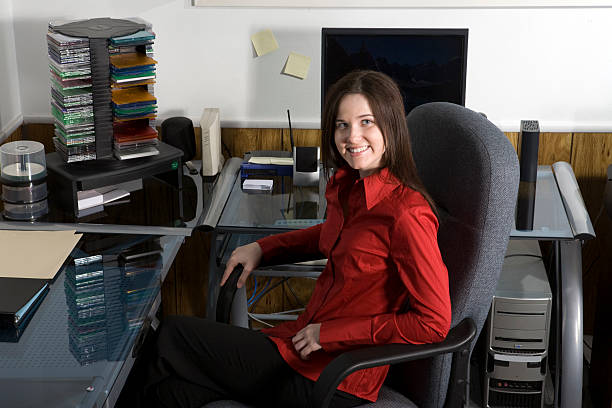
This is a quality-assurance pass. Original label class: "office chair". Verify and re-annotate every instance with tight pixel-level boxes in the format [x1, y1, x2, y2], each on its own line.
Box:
[210, 102, 520, 408]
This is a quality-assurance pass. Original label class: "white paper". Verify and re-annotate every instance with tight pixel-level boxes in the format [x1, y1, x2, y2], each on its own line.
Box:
[243, 179, 273, 190]
[248, 157, 294, 165]
[0, 230, 82, 279]
[102, 189, 130, 204]
[77, 189, 103, 210]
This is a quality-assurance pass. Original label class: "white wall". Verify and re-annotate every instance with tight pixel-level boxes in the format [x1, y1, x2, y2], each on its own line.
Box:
[0, 0, 23, 141]
[9, 1, 612, 132]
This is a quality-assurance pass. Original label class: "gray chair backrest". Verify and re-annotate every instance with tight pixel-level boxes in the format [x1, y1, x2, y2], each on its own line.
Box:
[396, 102, 519, 407]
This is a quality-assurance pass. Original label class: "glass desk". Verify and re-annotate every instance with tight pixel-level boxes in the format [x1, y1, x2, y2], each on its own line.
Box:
[0, 160, 206, 236]
[204, 159, 593, 408]
[202, 158, 326, 324]
[0, 232, 184, 408]
[216, 161, 326, 234]
[0, 161, 206, 407]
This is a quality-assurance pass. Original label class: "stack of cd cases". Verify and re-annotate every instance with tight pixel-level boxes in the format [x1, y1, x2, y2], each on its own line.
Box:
[47, 29, 96, 162]
[64, 234, 162, 364]
[109, 27, 159, 160]
[46, 18, 157, 163]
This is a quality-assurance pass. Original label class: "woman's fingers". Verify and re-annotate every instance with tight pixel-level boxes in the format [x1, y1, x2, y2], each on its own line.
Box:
[292, 326, 322, 359]
[296, 342, 318, 360]
[237, 267, 251, 289]
[220, 243, 262, 288]
[293, 339, 310, 359]
[220, 260, 237, 286]
[293, 338, 305, 352]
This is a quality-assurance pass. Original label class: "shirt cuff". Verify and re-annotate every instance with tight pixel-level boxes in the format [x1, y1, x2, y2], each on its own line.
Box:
[256, 235, 277, 264]
[319, 317, 372, 352]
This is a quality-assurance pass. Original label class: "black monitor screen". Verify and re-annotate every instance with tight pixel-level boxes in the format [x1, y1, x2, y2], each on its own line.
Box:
[321, 28, 468, 116]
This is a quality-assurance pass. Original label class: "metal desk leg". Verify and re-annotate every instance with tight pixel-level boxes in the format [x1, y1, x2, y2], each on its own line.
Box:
[559, 240, 583, 408]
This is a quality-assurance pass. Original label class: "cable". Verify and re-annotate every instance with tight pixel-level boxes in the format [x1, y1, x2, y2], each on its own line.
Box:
[221, 140, 231, 158]
[249, 277, 289, 311]
[285, 279, 305, 308]
[247, 276, 258, 305]
[591, 201, 605, 228]
[273, 307, 306, 315]
[248, 278, 270, 308]
[287, 109, 295, 150]
[247, 313, 274, 327]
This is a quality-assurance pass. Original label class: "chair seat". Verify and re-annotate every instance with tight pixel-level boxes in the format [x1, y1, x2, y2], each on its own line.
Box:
[203, 400, 254, 408]
[201, 385, 417, 408]
[358, 385, 418, 407]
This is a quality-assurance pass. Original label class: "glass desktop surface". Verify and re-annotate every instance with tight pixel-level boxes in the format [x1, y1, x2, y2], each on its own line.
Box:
[216, 165, 571, 239]
[0, 233, 170, 408]
[0, 170, 201, 235]
[217, 174, 327, 233]
[510, 166, 574, 240]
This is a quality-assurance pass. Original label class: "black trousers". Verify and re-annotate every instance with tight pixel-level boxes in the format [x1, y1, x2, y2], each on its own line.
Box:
[118, 315, 365, 408]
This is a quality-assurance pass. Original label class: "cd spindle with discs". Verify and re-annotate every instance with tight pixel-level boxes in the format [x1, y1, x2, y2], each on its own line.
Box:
[0, 141, 49, 220]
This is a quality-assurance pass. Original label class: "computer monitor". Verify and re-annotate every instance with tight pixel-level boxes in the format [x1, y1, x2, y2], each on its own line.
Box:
[321, 28, 468, 116]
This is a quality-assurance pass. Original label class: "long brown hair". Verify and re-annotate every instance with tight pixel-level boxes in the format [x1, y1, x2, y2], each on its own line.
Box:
[320, 70, 436, 212]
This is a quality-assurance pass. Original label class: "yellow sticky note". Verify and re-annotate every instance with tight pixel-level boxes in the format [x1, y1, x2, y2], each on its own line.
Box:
[251, 29, 279, 57]
[283, 52, 311, 80]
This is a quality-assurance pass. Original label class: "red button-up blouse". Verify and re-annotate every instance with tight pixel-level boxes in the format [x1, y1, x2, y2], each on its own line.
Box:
[258, 166, 451, 402]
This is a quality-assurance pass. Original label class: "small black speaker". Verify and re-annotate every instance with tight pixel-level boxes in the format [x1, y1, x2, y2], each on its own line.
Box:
[293, 146, 320, 186]
[516, 120, 540, 230]
[161, 117, 198, 174]
[295, 146, 318, 172]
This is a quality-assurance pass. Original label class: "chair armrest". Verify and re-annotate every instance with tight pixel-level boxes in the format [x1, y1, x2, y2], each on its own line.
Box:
[310, 318, 476, 408]
[216, 265, 243, 323]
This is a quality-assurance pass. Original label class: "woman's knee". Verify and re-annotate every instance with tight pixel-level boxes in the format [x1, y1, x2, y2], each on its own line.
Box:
[158, 315, 209, 341]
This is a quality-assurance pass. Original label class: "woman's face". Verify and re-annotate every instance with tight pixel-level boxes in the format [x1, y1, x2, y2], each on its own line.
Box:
[334, 93, 385, 178]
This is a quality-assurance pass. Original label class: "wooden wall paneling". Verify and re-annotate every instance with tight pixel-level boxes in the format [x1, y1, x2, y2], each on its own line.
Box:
[287, 128, 322, 148]
[505, 131, 573, 165]
[22, 124, 55, 154]
[5, 125, 22, 143]
[248, 277, 283, 314]
[161, 263, 178, 315]
[171, 230, 211, 316]
[193, 127, 203, 160]
[570, 132, 612, 407]
[505, 132, 519, 152]
[222, 128, 283, 158]
[538, 132, 572, 165]
[245, 276, 317, 327]
[284, 277, 317, 311]
[222, 128, 322, 160]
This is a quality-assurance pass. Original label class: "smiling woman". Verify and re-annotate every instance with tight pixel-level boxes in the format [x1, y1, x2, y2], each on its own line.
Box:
[119, 69, 450, 408]
[333, 94, 385, 179]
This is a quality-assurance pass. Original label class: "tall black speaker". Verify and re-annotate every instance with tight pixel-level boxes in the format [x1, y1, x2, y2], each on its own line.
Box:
[516, 120, 540, 230]
[161, 117, 198, 174]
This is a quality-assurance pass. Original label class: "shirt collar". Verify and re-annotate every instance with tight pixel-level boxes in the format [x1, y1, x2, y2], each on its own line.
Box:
[334, 167, 402, 210]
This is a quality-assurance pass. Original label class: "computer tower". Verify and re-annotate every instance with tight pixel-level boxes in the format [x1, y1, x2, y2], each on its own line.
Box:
[484, 240, 552, 408]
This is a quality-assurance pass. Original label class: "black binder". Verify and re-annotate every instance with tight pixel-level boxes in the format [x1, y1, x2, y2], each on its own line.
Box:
[0, 278, 49, 342]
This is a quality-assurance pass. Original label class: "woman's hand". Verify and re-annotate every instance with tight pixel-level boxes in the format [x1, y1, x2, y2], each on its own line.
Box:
[292, 323, 322, 360]
[220, 242, 262, 288]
